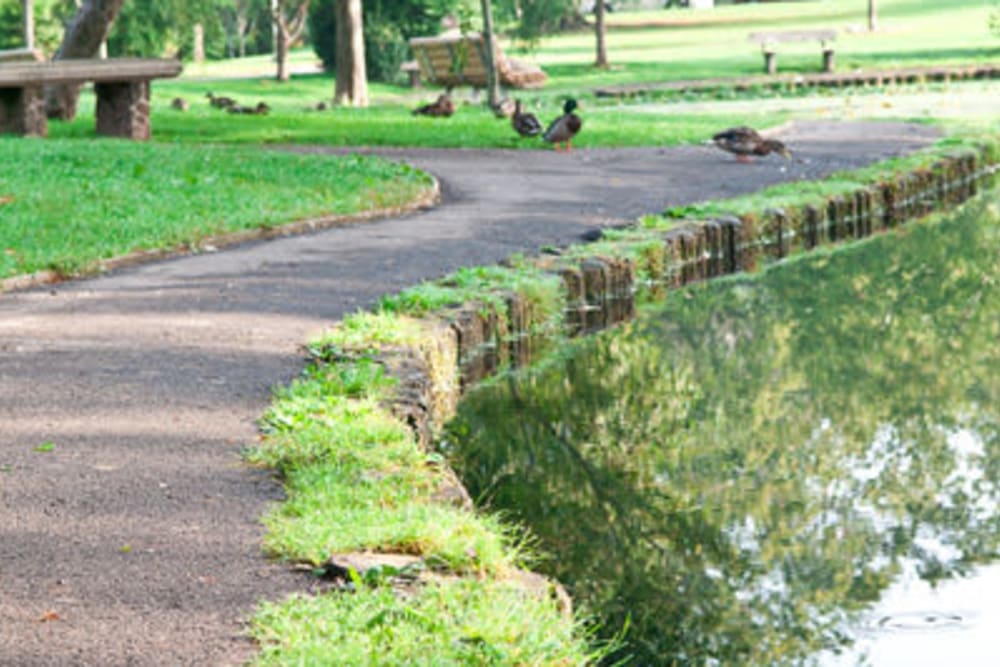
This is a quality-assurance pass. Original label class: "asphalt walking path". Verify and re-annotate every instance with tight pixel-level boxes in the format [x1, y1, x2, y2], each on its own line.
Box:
[0, 120, 938, 666]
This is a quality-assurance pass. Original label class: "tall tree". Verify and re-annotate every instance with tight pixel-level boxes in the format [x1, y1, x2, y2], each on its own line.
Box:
[594, 0, 607, 67]
[22, 0, 33, 49]
[333, 0, 367, 106]
[272, 0, 310, 81]
[868, 0, 878, 31]
[45, 0, 127, 120]
[480, 0, 501, 110]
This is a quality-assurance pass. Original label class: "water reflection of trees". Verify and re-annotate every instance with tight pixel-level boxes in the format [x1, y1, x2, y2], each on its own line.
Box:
[444, 195, 1000, 666]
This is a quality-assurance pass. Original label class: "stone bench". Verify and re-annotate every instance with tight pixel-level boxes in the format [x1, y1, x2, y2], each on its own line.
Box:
[748, 30, 837, 75]
[0, 58, 182, 139]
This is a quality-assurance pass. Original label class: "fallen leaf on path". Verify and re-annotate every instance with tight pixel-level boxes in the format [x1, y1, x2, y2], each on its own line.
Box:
[33, 441, 55, 453]
[37, 610, 60, 622]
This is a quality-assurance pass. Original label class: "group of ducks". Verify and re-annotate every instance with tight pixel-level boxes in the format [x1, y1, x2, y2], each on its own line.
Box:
[414, 94, 584, 151]
[413, 93, 790, 161]
[203, 92, 271, 115]
[169, 93, 271, 115]
[182, 89, 790, 161]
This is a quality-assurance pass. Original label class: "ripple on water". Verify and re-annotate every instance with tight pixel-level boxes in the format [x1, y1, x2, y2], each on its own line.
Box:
[873, 610, 967, 632]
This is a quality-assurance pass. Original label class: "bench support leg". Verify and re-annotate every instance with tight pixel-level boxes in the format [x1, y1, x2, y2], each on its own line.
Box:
[95, 80, 150, 140]
[0, 85, 47, 137]
[823, 49, 836, 73]
[763, 51, 777, 75]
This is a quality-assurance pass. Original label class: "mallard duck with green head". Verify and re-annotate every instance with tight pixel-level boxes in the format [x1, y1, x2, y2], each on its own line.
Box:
[712, 126, 791, 163]
[543, 98, 583, 152]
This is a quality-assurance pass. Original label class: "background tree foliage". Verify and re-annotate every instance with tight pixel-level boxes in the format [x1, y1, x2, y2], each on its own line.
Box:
[0, 0, 74, 53]
[492, 0, 583, 47]
[309, 0, 463, 83]
[0, 0, 273, 58]
[106, 0, 270, 58]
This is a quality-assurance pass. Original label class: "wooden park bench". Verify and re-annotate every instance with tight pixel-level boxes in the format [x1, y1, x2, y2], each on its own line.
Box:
[748, 30, 837, 75]
[0, 57, 182, 139]
[400, 60, 422, 88]
[409, 33, 547, 90]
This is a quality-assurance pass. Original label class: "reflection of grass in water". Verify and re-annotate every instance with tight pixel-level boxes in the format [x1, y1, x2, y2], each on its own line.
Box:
[448, 191, 1000, 665]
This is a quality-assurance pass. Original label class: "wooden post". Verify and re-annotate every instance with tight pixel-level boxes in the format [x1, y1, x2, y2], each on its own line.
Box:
[764, 50, 776, 75]
[822, 48, 835, 73]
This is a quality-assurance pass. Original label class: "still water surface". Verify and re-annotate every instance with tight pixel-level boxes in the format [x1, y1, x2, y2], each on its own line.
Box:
[446, 193, 1000, 665]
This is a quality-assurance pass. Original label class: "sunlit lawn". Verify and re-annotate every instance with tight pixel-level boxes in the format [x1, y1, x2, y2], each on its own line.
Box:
[175, 0, 997, 97]
[38, 0, 993, 149]
[43, 76, 790, 149]
[533, 0, 998, 91]
[0, 139, 431, 279]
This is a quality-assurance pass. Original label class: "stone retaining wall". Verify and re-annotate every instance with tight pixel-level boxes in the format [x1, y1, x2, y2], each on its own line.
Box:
[382, 148, 998, 452]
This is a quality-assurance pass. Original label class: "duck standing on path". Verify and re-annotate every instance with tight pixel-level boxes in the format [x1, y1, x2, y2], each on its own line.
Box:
[543, 98, 583, 152]
[712, 126, 791, 163]
[512, 100, 542, 138]
[413, 94, 455, 118]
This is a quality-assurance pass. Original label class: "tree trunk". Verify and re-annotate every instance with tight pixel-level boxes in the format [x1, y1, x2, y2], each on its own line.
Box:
[868, 0, 878, 32]
[595, 0, 608, 67]
[22, 0, 34, 50]
[193, 23, 205, 63]
[480, 0, 501, 110]
[271, 0, 278, 56]
[273, 0, 310, 82]
[45, 0, 126, 120]
[237, 14, 248, 58]
[333, 0, 368, 107]
[275, 24, 289, 81]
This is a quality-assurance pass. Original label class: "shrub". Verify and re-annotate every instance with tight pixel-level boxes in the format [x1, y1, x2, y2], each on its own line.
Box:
[0, 0, 71, 54]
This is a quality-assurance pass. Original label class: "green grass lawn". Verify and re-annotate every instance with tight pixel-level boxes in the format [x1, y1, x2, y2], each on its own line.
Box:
[535, 0, 998, 91]
[166, 0, 997, 100]
[0, 138, 432, 280]
[36, 0, 994, 150]
[50, 92, 787, 150]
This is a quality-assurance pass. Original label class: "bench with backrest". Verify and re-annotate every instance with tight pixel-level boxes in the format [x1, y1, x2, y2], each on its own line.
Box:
[0, 58, 182, 139]
[748, 30, 837, 75]
[409, 33, 546, 90]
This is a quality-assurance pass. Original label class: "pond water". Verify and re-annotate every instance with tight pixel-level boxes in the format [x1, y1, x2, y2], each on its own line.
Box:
[444, 191, 1000, 665]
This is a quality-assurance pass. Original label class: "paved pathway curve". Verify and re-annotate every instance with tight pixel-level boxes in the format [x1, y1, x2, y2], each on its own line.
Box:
[0, 121, 938, 666]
